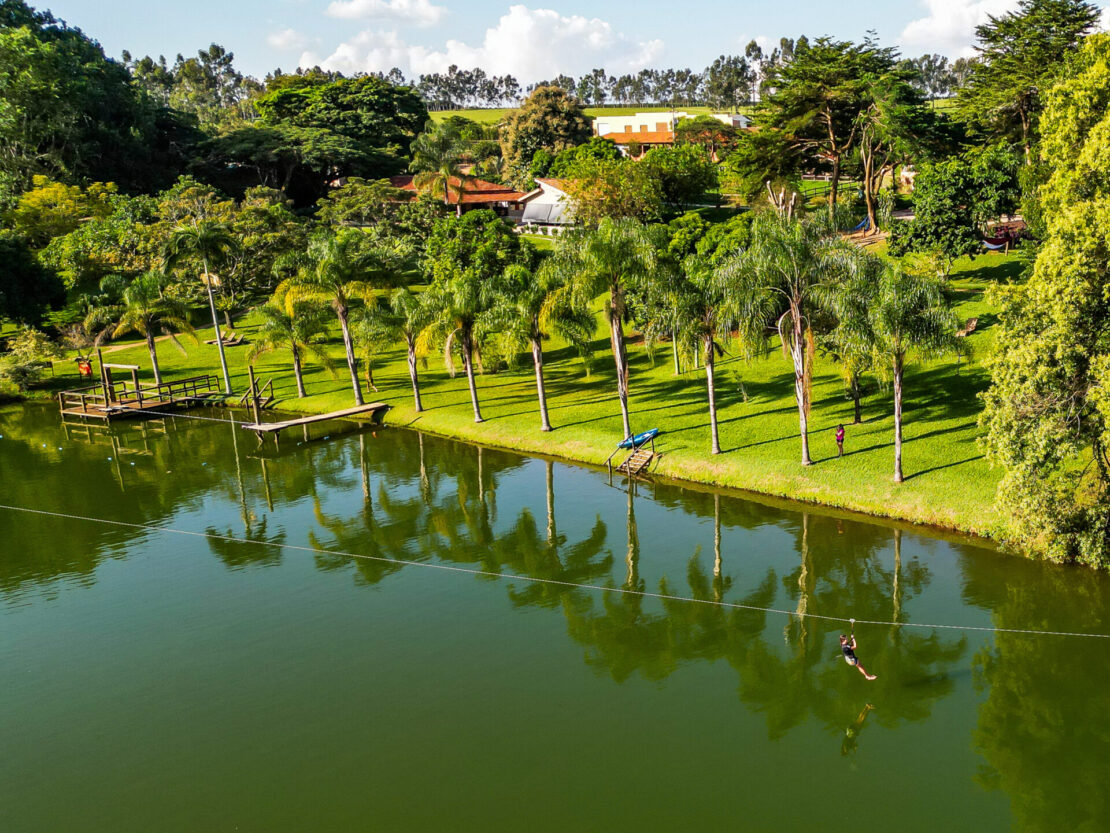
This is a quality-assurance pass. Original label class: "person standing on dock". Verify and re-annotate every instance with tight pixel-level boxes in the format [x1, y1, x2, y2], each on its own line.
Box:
[840, 629, 877, 680]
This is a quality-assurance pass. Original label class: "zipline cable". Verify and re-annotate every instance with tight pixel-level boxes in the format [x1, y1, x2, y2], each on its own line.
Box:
[1, 502, 1108, 640]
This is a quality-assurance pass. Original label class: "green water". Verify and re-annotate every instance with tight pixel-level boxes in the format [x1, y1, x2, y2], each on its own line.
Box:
[1, 404, 1109, 832]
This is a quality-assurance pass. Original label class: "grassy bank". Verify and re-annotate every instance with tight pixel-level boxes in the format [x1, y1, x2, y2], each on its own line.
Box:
[36, 252, 1018, 541]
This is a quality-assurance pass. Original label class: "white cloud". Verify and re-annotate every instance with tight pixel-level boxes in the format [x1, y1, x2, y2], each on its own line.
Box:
[267, 28, 310, 51]
[301, 4, 665, 81]
[899, 0, 1019, 57]
[325, 0, 447, 27]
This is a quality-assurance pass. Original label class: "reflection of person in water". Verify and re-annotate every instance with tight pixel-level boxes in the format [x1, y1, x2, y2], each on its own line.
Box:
[840, 632, 877, 680]
[841, 703, 874, 756]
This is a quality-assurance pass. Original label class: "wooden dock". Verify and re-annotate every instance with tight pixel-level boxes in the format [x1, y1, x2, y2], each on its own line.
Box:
[241, 402, 390, 444]
[59, 374, 223, 421]
[618, 446, 655, 475]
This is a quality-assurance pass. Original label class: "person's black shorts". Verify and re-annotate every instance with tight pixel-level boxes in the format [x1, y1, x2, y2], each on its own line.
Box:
[844, 653, 859, 667]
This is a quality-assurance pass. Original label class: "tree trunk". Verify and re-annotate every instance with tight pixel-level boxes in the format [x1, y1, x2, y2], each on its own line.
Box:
[203, 258, 232, 394]
[893, 354, 904, 483]
[851, 371, 863, 424]
[609, 287, 632, 439]
[531, 333, 552, 432]
[789, 306, 812, 466]
[406, 335, 422, 413]
[828, 154, 841, 223]
[705, 337, 720, 455]
[292, 348, 306, 398]
[336, 303, 364, 406]
[146, 332, 162, 386]
[223, 308, 234, 329]
[672, 327, 680, 375]
[462, 329, 483, 423]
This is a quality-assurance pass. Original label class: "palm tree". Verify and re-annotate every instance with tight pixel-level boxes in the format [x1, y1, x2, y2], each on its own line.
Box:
[550, 219, 658, 438]
[92, 272, 196, 386]
[489, 261, 594, 432]
[678, 255, 731, 455]
[276, 230, 393, 406]
[359, 287, 432, 413]
[724, 212, 863, 466]
[247, 302, 336, 398]
[420, 269, 493, 423]
[826, 255, 883, 425]
[869, 263, 960, 483]
[163, 220, 239, 393]
[410, 121, 470, 214]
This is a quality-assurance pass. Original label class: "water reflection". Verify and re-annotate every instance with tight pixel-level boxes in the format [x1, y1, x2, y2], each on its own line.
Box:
[3, 403, 1110, 831]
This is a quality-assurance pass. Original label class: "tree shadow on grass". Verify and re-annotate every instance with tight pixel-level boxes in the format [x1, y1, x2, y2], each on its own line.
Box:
[903, 455, 985, 481]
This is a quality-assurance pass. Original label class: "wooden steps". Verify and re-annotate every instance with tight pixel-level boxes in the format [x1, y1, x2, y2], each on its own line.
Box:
[619, 447, 654, 475]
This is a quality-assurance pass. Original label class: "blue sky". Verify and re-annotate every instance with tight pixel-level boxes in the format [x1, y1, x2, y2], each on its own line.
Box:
[38, 0, 1110, 81]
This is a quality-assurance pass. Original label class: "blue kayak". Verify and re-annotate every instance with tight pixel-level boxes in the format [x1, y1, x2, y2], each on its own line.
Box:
[618, 428, 660, 450]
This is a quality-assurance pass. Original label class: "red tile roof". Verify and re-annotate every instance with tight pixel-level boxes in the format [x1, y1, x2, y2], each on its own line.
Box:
[601, 130, 675, 145]
[389, 175, 526, 205]
[534, 178, 569, 192]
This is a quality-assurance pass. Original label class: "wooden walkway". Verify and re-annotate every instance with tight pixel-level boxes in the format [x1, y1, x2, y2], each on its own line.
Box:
[618, 447, 655, 475]
[59, 375, 222, 421]
[242, 402, 390, 443]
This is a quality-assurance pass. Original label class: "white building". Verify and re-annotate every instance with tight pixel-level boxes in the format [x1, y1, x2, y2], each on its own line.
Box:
[519, 178, 572, 227]
[592, 111, 749, 137]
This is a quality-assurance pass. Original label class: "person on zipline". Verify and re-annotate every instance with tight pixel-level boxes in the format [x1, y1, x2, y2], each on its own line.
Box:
[840, 627, 877, 680]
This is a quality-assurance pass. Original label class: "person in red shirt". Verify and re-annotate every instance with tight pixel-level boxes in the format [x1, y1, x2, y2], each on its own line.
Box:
[835, 424, 845, 457]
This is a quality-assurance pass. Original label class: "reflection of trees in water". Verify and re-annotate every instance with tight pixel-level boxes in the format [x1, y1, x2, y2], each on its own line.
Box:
[964, 555, 1110, 833]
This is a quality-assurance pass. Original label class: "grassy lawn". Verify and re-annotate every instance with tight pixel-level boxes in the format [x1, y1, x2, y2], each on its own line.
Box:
[33, 250, 1021, 541]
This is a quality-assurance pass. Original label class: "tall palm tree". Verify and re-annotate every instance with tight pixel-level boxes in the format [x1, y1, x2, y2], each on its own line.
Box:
[489, 261, 594, 432]
[677, 255, 731, 455]
[410, 121, 470, 214]
[550, 219, 659, 438]
[247, 302, 336, 398]
[420, 269, 493, 423]
[92, 271, 196, 386]
[163, 219, 239, 393]
[276, 230, 393, 406]
[869, 262, 960, 482]
[724, 212, 863, 466]
[359, 287, 432, 413]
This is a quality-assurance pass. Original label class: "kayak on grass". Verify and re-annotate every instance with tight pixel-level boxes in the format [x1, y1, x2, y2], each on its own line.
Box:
[618, 428, 660, 450]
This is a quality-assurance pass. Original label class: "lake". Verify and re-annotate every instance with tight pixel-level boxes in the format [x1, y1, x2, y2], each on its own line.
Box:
[2, 403, 1109, 832]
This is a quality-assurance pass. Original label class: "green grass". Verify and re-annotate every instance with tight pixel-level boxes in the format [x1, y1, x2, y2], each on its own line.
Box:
[40, 252, 1022, 541]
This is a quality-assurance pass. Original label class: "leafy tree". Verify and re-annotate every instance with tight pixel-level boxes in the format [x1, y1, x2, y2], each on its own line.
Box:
[641, 143, 718, 207]
[695, 212, 753, 264]
[277, 229, 393, 406]
[0, 230, 64, 325]
[758, 37, 898, 219]
[195, 124, 400, 206]
[163, 219, 239, 393]
[549, 219, 659, 437]
[0, 325, 61, 391]
[96, 271, 196, 385]
[247, 301, 335, 398]
[421, 211, 533, 422]
[905, 54, 955, 100]
[888, 158, 980, 272]
[562, 157, 663, 225]
[499, 86, 591, 188]
[868, 264, 959, 483]
[722, 212, 861, 465]
[0, 2, 160, 201]
[254, 74, 427, 157]
[167, 44, 260, 130]
[547, 136, 622, 178]
[956, 0, 1100, 162]
[5, 176, 115, 246]
[703, 54, 754, 109]
[315, 177, 408, 228]
[982, 34, 1110, 564]
[675, 115, 740, 160]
